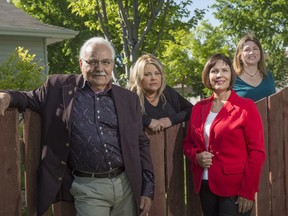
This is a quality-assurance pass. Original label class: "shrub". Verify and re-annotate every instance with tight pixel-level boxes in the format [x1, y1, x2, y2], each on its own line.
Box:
[0, 47, 45, 90]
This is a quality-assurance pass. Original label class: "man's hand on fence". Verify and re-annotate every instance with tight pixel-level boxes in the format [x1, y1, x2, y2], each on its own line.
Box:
[139, 196, 152, 216]
[0, 93, 11, 116]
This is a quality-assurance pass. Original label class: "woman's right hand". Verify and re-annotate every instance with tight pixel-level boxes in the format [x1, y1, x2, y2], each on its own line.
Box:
[196, 151, 214, 168]
[148, 119, 164, 133]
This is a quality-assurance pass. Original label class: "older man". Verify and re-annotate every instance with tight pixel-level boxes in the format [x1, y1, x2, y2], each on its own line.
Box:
[0, 37, 154, 216]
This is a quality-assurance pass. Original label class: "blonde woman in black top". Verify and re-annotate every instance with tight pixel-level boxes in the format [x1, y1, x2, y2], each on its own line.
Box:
[128, 54, 192, 133]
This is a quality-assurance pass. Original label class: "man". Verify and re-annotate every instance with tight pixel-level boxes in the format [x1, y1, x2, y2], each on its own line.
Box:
[0, 37, 154, 216]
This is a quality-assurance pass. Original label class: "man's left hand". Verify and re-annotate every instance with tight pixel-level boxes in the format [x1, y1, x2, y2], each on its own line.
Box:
[139, 196, 152, 216]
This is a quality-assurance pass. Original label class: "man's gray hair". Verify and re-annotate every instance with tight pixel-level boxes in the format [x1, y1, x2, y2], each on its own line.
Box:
[79, 37, 115, 59]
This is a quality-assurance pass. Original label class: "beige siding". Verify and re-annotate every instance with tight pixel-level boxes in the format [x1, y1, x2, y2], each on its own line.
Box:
[0, 35, 48, 74]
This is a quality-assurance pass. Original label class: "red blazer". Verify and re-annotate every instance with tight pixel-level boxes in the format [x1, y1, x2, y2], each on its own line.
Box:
[8, 74, 153, 215]
[183, 90, 265, 200]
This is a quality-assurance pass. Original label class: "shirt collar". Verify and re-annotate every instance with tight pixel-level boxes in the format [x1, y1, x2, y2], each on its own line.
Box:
[81, 79, 112, 94]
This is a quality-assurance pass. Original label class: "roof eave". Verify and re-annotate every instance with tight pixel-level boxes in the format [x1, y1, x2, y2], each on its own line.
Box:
[0, 27, 79, 44]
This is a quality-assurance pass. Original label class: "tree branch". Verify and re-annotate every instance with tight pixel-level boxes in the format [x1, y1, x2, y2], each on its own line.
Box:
[96, 0, 111, 40]
[154, 0, 170, 51]
[134, 0, 165, 57]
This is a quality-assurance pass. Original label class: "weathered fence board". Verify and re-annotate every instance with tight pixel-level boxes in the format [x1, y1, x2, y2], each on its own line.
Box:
[186, 160, 203, 216]
[23, 111, 42, 216]
[147, 130, 166, 216]
[165, 124, 185, 216]
[254, 98, 271, 216]
[0, 109, 21, 215]
[282, 88, 288, 215]
[269, 90, 286, 216]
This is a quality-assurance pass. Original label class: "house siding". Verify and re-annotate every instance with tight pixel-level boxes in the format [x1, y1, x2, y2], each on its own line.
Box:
[0, 35, 49, 74]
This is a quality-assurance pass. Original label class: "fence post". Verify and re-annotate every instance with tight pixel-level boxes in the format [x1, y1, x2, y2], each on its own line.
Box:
[0, 108, 21, 216]
[147, 130, 166, 216]
[267, 89, 286, 216]
[23, 110, 42, 216]
[165, 124, 185, 216]
[255, 98, 271, 216]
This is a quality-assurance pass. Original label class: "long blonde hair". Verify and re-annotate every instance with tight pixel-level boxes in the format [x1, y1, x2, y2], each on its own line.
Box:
[233, 32, 267, 76]
[128, 54, 166, 114]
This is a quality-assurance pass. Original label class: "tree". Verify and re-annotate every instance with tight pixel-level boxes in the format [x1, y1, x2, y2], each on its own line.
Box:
[12, 0, 205, 85]
[0, 47, 45, 90]
[12, 0, 101, 74]
[161, 21, 232, 97]
[67, 0, 205, 82]
[213, 0, 288, 87]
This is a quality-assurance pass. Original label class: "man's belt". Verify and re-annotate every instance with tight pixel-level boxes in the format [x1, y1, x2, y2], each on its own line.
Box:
[72, 167, 124, 178]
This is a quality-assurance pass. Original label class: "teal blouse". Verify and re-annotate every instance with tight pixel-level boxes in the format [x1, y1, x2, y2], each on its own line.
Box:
[233, 71, 276, 102]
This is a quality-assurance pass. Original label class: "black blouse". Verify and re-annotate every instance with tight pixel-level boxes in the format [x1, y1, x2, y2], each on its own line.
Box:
[142, 85, 193, 127]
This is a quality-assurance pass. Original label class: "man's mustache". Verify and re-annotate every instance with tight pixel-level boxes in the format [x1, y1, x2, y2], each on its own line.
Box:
[91, 71, 106, 76]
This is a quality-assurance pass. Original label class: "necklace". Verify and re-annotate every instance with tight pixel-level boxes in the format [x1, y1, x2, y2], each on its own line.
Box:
[243, 69, 259, 77]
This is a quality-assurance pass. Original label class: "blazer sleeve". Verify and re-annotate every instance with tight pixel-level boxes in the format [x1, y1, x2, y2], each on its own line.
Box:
[236, 100, 266, 200]
[7, 77, 49, 113]
[142, 114, 152, 127]
[164, 85, 193, 125]
[183, 103, 203, 165]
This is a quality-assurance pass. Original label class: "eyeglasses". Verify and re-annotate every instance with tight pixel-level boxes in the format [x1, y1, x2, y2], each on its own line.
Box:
[82, 58, 114, 67]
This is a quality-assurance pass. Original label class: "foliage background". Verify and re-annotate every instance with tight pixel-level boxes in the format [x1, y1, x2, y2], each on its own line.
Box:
[0, 47, 45, 91]
[5, 0, 288, 96]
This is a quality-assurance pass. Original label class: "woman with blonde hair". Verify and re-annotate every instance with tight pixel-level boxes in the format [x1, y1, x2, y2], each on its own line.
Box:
[233, 32, 276, 101]
[129, 53, 192, 133]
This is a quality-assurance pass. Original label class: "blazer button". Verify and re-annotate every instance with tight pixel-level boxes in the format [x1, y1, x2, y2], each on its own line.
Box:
[68, 90, 73, 95]
[61, 161, 66, 165]
[58, 177, 63, 181]
[66, 142, 69, 147]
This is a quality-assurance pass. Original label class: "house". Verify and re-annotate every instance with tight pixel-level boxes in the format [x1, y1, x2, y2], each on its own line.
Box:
[0, 0, 78, 74]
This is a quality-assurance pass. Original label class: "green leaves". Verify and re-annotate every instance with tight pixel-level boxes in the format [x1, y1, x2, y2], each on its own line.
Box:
[0, 47, 45, 91]
[161, 21, 232, 97]
[213, 0, 288, 87]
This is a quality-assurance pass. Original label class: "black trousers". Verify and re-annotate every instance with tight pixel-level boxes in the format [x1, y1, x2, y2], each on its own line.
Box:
[199, 180, 252, 216]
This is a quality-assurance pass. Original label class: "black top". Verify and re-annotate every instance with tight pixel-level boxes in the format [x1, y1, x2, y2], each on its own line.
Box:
[142, 85, 193, 127]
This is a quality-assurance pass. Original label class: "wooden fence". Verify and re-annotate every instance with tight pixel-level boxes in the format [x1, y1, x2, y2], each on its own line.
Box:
[0, 87, 288, 216]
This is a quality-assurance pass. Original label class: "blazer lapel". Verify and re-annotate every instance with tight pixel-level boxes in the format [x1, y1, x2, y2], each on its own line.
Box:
[210, 91, 236, 129]
[201, 97, 213, 124]
[62, 75, 83, 128]
[111, 85, 127, 136]
[211, 102, 234, 128]
[198, 97, 213, 149]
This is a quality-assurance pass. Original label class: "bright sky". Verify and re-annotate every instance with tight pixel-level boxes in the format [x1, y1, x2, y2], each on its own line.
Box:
[187, 0, 220, 26]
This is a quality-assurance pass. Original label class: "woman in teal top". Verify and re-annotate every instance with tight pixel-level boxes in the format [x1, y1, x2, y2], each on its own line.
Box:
[234, 71, 275, 101]
[233, 33, 276, 102]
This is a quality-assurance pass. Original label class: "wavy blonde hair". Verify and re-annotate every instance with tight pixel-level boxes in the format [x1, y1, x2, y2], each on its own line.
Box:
[128, 54, 166, 114]
[233, 32, 267, 77]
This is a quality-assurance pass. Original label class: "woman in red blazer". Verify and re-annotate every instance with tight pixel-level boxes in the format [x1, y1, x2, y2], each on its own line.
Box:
[183, 54, 265, 216]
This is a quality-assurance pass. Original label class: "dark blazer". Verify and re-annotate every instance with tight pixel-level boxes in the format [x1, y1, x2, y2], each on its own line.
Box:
[8, 74, 153, 215]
